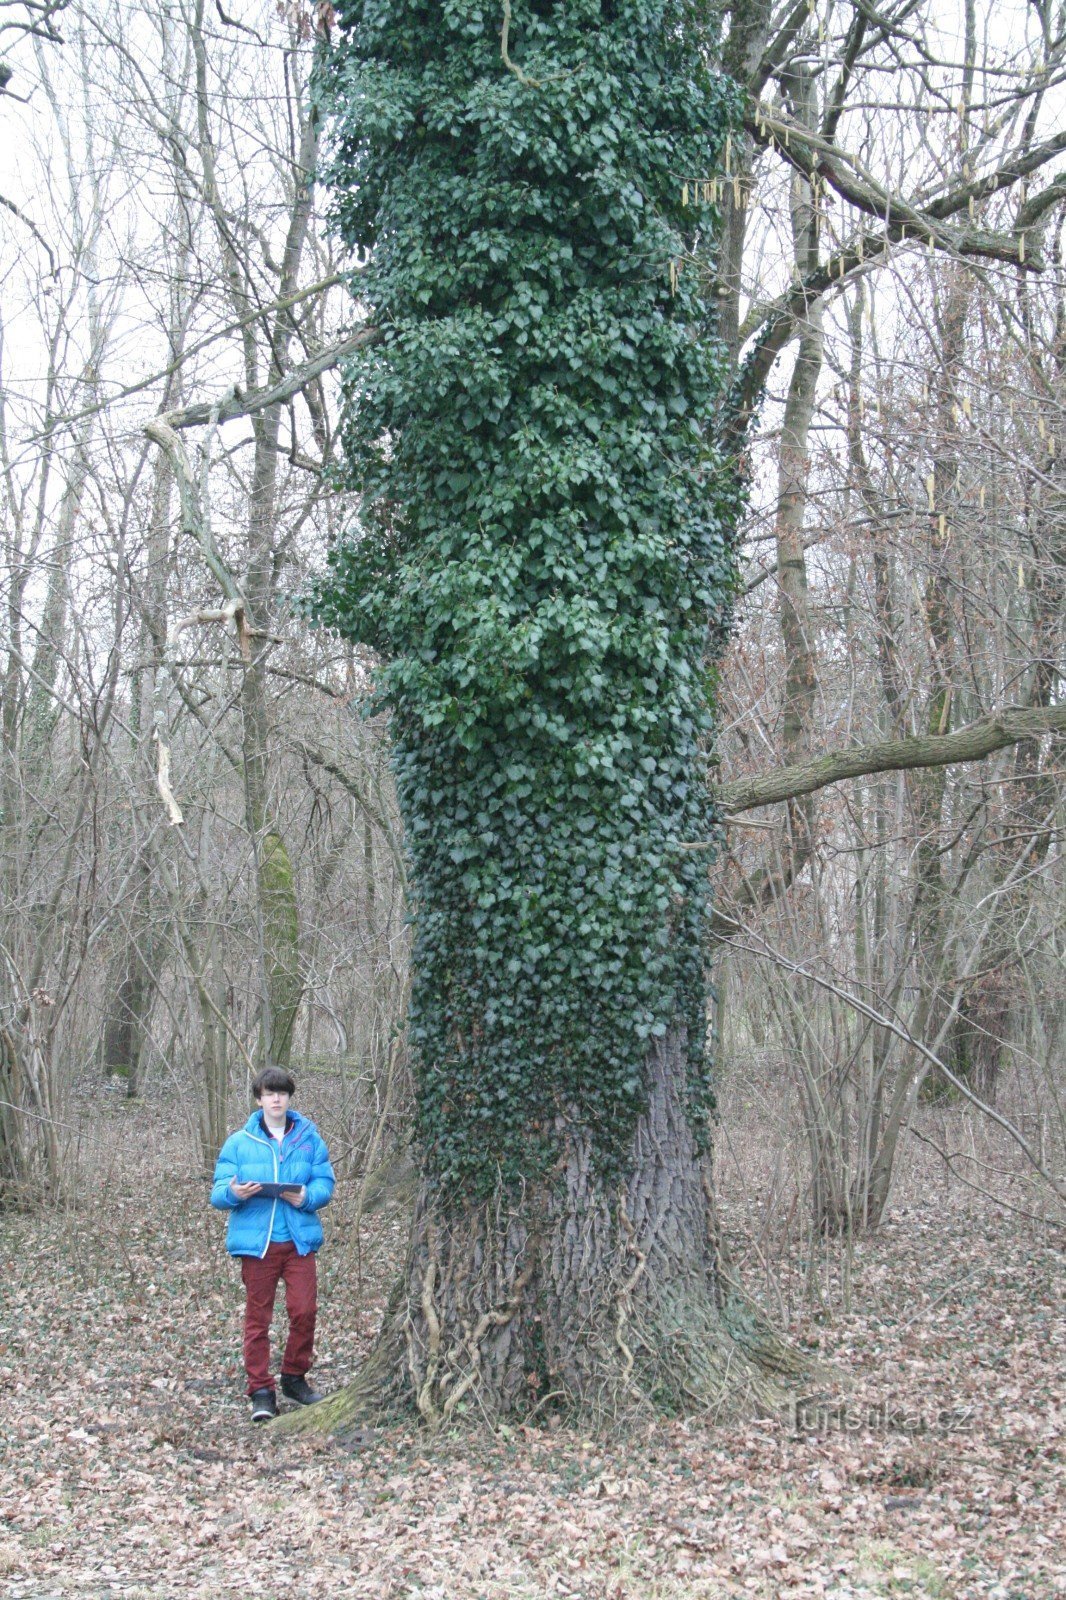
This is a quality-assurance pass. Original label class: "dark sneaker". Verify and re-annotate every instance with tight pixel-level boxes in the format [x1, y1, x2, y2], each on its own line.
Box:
[250, 1387, 278, 1422]
[280, 1373, 323, 1406]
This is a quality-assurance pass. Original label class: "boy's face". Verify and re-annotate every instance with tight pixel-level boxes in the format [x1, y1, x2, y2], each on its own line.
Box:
[257, 1087, 291, 1121]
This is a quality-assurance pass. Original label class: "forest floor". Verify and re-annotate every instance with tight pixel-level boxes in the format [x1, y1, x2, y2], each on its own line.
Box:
[0, 1083, 1061, 1600]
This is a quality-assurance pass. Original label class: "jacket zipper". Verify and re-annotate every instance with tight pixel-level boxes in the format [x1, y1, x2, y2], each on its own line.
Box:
[244, 1126, 282, 1258]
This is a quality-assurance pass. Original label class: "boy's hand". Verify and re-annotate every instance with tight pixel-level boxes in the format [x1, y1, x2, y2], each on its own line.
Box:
[282, 1185, 306, 1207]
[230, 1180, 262, 1200]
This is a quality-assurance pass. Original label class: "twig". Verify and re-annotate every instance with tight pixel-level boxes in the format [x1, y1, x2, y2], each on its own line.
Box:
[724, 928, 1065, 1208]
[0, 192, 59, 276]
[905, 1125, 1059, 1228]
[0, 1098, 82, 1134]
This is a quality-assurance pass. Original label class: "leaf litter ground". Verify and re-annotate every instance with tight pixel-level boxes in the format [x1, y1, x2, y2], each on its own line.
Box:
[0, 1089, 1061, 1600]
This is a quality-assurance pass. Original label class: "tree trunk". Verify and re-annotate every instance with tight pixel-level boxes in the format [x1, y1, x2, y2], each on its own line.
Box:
[183, 0, 325, 1071]
[758, 62, 823, 905]
[773, 303, 823, 887]
[0, 1023, 59, 1209]
[292, 1033, 799, 1435]
[302, 0, 806, 1435]
[911, 265, 970, 1098]
[100, 944, 154, 1094]
[947, 274, 1065, 1099]
[101, 234, 189, 1096]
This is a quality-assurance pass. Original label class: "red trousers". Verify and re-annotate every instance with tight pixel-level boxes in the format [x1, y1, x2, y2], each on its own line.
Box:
[239, 1242, 317, 1394]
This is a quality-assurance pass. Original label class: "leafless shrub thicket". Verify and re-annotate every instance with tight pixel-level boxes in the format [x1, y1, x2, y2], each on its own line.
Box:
[1, 0, 409, 1198]
[714, 0, 1065, 1235]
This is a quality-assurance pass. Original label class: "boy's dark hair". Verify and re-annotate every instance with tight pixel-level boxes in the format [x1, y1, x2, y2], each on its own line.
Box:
[253, 1066, 296, 1099]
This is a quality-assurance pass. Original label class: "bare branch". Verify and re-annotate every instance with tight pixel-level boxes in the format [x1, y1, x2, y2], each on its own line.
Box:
[723, 927, 1066, 1208]
[715, 704, 1066, 816]
[745, 103, 1046, 268]
[730, 102, 1066, 416]
[742, 532, 824, 594]
[153, 733, 184, 827]
[159, 327, 380, 431]
[34, 274, 348, 440]
[144, 416, 244, 609]
[0, 192, 58, 276]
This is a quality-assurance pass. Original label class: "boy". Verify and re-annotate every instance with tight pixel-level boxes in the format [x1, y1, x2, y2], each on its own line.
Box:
[211, 1067, 335, 1422]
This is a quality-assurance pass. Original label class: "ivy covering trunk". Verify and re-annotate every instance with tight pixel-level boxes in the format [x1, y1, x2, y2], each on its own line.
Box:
[307, 0, 793, 1425]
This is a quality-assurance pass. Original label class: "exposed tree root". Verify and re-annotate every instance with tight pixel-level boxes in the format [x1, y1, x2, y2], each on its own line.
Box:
[277, 1279, 408, 1442]
[278, 1034, 814, 1442]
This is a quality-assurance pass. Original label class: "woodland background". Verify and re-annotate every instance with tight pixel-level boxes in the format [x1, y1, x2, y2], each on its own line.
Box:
[0, 0, 1062, 1594]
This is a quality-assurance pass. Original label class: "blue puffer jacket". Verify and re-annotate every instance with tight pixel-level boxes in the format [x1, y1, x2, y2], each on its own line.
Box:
[210, 1109, 335, 1258]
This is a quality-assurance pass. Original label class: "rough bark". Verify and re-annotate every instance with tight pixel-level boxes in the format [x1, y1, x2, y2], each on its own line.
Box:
[286, 1032, 801, 1436]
